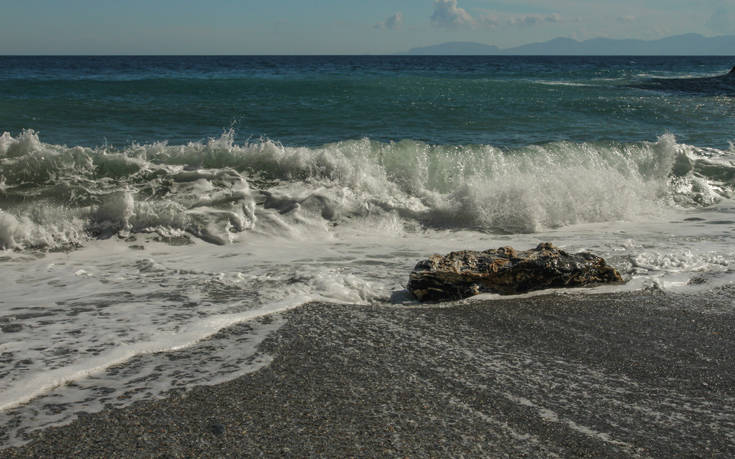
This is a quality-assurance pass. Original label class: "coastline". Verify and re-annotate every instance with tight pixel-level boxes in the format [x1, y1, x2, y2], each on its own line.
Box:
[5, 289, 735, 457]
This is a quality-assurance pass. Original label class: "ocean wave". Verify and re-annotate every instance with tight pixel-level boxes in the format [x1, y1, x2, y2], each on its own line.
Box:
[530, 80, 594, 87]
[1, 129, 733, 249]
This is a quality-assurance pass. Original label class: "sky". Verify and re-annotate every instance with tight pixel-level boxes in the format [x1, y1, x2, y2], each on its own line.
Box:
[1, 0, 734, 54]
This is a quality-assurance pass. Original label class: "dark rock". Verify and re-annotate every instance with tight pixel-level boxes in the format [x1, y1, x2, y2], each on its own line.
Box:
[208, 422, 225, 436]
[1, 323, 23, 333]
[408, 242, 623, 302]
[635, 67, 735, 95]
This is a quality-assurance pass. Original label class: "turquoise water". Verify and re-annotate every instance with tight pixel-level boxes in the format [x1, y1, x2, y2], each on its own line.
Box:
[1, 56, 733, 148]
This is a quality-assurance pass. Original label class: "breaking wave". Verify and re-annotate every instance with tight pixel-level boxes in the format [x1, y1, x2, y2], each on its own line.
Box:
[1, 129, 733, 250]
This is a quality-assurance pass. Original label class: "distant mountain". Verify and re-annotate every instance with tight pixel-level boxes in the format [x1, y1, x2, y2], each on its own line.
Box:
[404, 34, 735, 55]
[506, 33, 735, 55]
[404, 42, 500, 55]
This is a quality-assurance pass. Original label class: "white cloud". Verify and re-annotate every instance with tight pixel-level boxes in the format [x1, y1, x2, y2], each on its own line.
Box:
[508, 13, 562, 26]
[375, 12, 404, 31]
[431, 0, 475, 28]
[478, 12, 567, 28]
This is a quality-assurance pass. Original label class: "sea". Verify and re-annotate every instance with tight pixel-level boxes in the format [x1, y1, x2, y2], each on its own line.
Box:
[1, 55, 734, 446]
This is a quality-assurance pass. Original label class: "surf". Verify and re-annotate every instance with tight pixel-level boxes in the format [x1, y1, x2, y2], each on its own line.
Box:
[2, 130, 733, 251]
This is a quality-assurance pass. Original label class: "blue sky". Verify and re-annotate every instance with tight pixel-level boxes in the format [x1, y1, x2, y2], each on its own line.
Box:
[1, 0, 734, 54]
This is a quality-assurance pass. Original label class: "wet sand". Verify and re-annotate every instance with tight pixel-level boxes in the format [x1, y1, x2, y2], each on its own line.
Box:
[5, 289, 735, 457]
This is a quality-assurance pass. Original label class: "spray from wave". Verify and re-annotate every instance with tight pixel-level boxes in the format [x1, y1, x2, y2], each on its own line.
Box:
[1, 129, 733, 250]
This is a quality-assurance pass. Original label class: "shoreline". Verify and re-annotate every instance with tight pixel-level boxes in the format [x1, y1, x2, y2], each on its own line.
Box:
[5, 289, 735, 456]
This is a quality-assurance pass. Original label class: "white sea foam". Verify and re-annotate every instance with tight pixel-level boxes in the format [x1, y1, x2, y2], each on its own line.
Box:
[531, 80, 593, 87]
[0, 297, 302, 413]
[2, 130, 733, 250]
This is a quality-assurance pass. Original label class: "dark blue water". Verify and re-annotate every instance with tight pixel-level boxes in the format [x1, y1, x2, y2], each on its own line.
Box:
[1, 55, 733, 149]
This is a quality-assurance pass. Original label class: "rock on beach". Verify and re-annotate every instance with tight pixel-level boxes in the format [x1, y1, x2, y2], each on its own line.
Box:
[408, 242, 623, 302]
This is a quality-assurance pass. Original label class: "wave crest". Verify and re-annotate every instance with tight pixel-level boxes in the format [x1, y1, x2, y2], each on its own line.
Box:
[1, 130, 733, 249]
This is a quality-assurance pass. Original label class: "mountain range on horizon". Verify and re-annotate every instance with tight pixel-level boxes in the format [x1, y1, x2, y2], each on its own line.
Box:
[403, 33, 735, 56]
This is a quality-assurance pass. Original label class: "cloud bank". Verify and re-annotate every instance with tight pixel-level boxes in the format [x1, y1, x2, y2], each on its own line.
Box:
[431, 1, 567, 30]
[479, 12, 570, 28]
[508, 13, 563, 27]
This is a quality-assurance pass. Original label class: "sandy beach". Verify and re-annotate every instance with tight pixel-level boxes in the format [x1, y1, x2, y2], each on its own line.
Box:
[4, 288, 735, 457]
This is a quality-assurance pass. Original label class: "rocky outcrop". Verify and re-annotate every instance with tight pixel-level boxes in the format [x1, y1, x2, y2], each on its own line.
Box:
[408, 242, 623, 302]
[635, 67, 735, 95]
